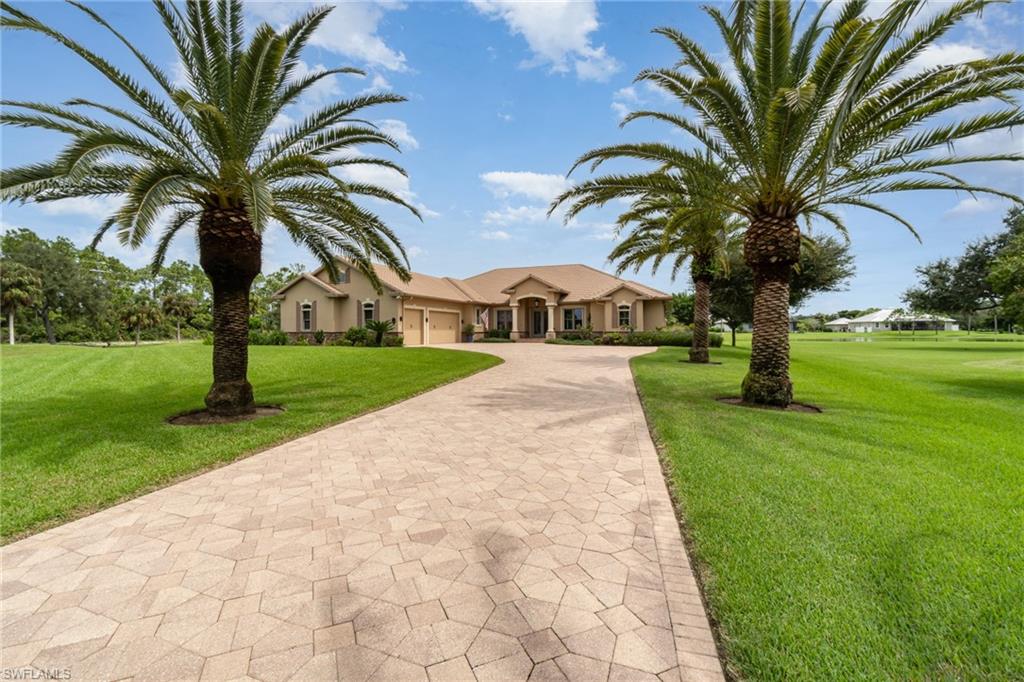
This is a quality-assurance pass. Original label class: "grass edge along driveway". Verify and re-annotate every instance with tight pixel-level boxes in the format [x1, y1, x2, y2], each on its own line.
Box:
[1, 344, 501, 542]
[631, 339, 1024, 681]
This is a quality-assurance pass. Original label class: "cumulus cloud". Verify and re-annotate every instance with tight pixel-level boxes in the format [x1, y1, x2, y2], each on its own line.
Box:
[337, 163, 439, 219]
[38, 196, 122, 220]
[376, 119, 419, 150]
[906, 42, 988, 74]
[483, 205, 548, 226]
[470, 0, 620, 81]
[480, 171, 573, 203]
[247, 2, 408, 72]
[611, 86, 640, 120]
[945, 197, 1001, 217]
[480, 230, 511, 240]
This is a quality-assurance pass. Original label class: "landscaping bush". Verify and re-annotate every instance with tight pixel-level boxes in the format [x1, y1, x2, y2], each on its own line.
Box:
[593, 330, 723, 347]
[293, 335, 309, 346]
[365, 320, 395, 346]
[478, 337, 514, 343]
[249, 329, 288, 345]
[330, 338, 353, 347]
[382, 334, 404, 347]
[484, 328, 510, 339]
[313, 329, 326, 345]
[343, 326, 372, 345]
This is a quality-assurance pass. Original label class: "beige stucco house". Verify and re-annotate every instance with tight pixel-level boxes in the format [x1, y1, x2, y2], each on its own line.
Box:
[274, 260, 671, 344]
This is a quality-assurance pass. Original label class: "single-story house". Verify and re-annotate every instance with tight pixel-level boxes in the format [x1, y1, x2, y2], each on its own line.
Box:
[824, 317, 851, 332]
[274, 260, 671, 344]
[846, 308, 960, 333]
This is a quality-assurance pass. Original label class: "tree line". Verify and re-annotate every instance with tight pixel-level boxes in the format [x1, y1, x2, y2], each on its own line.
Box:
[0, 227, 302, 345]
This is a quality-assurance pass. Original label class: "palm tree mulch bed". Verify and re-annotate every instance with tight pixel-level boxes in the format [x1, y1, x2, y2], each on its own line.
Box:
[168, 405, 285, 426]
[716, 397, 822, 413]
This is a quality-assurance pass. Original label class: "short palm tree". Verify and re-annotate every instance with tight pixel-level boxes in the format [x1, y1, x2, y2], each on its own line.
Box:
[162, 292, 197, 343]
[0, 261, 41, 345]
[552, 158, 741, 363]
[365, 318, 395, 347]
[1, 1, 417, 415]
[121, 296, 164, 346]
[610, 197, 742, 362]
[562, 0, 1024, 405]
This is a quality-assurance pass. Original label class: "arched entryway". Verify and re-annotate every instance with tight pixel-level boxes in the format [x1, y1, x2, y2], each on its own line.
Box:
[517, 296, 552, 339]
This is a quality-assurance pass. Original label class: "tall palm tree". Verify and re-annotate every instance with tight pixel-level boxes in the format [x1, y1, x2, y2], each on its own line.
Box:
[560, 0, 1024, 405]
[609, 197, 742, 362]
[1, 1, 417, 415]
[552, 159, 741, 363]
[0, 261, 41, 345]
[121, 296, 164, 346]
[162, 292, 197, 343]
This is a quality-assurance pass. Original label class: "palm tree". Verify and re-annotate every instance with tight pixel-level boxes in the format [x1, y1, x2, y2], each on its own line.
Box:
[0, 261, 41, 345]
[558, 0, 1024, 405]
[121, 296, 163, 346]
[1, 1, 417, 415]
[162, 292, 197, 343]
[610, 198, 741, 363]
[552, 159, 741, 363]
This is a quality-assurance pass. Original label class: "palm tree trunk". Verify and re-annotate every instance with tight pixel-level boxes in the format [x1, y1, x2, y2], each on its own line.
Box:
[741, 212, 800, 406]
[731, 325, 736, 347]
[199, 206, 261, 416]
[135, 327, 140, 346]
[176, 320, 181, 343]
[8, 311, 14, 345]
[689, 275, 712, 363]
[39, 307, 56, 344]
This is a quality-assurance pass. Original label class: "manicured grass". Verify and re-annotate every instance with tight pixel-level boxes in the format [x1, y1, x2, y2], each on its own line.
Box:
[0, 343, 500, 541]
[631, 337, 1024, 680]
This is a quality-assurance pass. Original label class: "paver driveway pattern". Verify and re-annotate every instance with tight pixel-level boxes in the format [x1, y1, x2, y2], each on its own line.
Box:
[1, 343, 724, 682]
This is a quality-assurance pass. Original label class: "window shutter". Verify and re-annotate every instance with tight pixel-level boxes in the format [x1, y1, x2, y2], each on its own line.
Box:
[295, 302, 301, 331]
[374, 298, 380, 322]
[357, 301, 363, 326]
[631, 301, 638, 326]
[311, 301, 318, 330]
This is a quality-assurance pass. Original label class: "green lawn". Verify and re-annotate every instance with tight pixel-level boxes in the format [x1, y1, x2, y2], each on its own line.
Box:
[0, 343, 500, 541]
[632, 337, 1024, 680]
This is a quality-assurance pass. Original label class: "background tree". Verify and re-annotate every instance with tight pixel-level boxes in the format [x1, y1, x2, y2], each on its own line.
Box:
[0, 261, 41, 344]
[2, 1, 417, 416]
[668, 292, 695, 326]
[120, 296, 163, 345]
[988, 231, 1024, 331]
[162, 292, 197, 342]
[250, 264, 304, 331]
[711, 236, 855, 346]
[572, 1, 1023, 404]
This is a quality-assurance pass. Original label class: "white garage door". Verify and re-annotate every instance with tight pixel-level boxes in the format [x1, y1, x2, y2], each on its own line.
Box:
[429, 311, 459, 344]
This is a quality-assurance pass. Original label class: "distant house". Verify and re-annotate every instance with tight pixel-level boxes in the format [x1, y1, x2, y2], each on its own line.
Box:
[825, 317, 851, 332]
[846, 308, 959, 333]
[273, 259, 670, 344]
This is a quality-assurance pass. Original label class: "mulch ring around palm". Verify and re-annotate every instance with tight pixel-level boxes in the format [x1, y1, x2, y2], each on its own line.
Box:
[167, 405, 286, 425]
[716, 397, 823, 413]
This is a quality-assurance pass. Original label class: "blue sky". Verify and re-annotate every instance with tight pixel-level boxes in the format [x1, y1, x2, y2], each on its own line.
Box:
[2, 0, 1022, 313]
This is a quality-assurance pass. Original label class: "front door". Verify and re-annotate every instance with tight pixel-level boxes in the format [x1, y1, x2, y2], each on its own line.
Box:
[531, 309, 547, 337]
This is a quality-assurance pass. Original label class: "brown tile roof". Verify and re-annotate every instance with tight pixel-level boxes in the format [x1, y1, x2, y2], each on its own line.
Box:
[287, 261, 670, 304]
[463, 264, 670, 303]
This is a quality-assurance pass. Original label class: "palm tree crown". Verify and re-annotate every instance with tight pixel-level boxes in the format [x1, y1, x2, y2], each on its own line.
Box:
[1, 0, 415, 285]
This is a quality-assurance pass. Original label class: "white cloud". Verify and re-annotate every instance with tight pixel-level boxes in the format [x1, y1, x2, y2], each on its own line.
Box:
[361, 73, 393, 93]
[480, 230, 511, 240]
[290, 60, 343, 104]
[480, 171, 573, 203]
[406, 245, 426, 258]
[906, 42, 988, 74]
[483, 205, 549, 226]
[247, 2, 408, 72]
[376, 119, 419, 150]
[611, 86, 639, 120]
[498, 112, 514, 122]
[38, 196, 122, 220]
[470, 0, 620, 81]
[945, 197, 1000, 217]
[337, 163, 439, 219]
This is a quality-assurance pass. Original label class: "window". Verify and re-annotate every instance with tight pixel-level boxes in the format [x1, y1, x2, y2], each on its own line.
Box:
[496, 309, 513, 331]
[475, 307, 483, 325]
[363, 302, 375, 323]
[300, 303, 312, 331]
[618, 304, 631, 328]
[563, 307, 585, 330]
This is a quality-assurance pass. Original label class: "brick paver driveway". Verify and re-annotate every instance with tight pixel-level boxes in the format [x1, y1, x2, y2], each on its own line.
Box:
[1, 343, 723, 682]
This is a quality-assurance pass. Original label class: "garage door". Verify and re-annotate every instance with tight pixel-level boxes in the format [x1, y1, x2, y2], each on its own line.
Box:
[429, 311, 459, 344]
[403, 308, 423, 345]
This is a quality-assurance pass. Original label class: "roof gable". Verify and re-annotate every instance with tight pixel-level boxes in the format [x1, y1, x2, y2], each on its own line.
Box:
[272, 272, 347, 299]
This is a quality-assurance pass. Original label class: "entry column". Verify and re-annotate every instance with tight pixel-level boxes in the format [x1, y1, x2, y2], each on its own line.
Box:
[546, 303, 556, 339]
[510, 303, 519, 339]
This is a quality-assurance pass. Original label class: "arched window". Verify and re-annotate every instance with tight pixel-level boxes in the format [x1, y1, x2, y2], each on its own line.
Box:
[617, 304, 631, 328]
[300, 303, 312, 331]
[363, 301, 376, 323]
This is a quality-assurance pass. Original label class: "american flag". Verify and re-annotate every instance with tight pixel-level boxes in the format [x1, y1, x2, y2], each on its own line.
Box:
[479, 308, 488, 330]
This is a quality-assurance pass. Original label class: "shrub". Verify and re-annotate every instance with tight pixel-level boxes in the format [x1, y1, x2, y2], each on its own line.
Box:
[249, 329, 288, 345]
[484, 328, 510, 339]
[365, 320, 395, 346]
[462, 323, 476, 335]
[382, 334, 404, 347]
[478, 337, 514, 343]
[201, 332, 214, 345]
[598, 332, 625, 346]
[293, 335, 310, 346]
[545, 338, 595, 345]
[593, 330, 722, 347]
[343, 326, 372, 345]
[330, 338, 353, 347]
[313, 329, 326, 345]
[559, 329, 595, 342]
